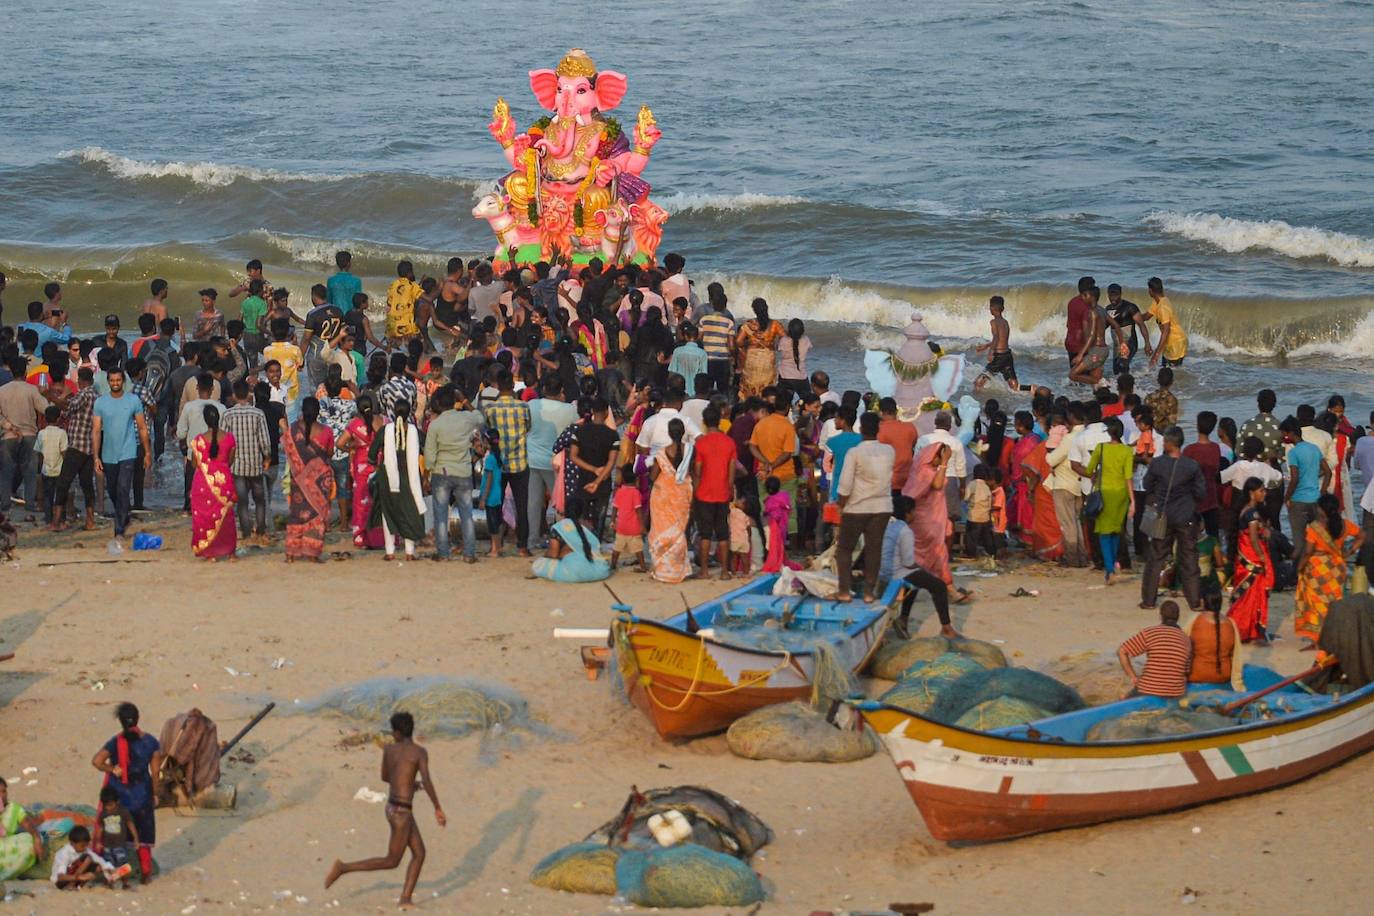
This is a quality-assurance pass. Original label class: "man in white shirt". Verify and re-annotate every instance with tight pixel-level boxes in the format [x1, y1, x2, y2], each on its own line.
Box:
[679, 376, 712, 431]
[834, 412, 895, 602]
[1070, 403, 1112, 495]
[1047, 403, 1088, 566]
[635, 388, 702, 460]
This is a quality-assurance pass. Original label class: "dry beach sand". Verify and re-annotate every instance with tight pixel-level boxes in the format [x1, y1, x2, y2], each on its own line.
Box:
[3, 513, 1374, 914]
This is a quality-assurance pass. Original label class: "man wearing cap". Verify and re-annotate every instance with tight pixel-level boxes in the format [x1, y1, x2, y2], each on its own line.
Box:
[91, 314, 129, 370]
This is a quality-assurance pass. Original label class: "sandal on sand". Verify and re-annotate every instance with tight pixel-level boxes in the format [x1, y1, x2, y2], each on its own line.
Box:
[1010, 587, 1032, 598]
[954, 589, 974, 605]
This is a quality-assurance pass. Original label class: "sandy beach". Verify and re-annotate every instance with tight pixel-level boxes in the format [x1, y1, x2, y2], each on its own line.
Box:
[1, 513, 1370, 914]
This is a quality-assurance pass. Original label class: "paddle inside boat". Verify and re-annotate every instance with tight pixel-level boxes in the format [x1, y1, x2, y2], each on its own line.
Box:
[612, 574, 898, 740]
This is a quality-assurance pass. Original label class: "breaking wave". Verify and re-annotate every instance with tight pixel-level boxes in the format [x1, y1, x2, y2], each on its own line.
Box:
[1147, 211, 1374, 268]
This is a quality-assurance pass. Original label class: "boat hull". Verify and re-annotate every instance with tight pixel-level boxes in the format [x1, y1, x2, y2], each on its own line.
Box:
[861, 686, 1374, 842]
[614, 610, 889, 740]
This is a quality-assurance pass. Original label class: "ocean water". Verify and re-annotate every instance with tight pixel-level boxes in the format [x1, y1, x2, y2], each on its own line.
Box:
[2, 0, 1373, 419]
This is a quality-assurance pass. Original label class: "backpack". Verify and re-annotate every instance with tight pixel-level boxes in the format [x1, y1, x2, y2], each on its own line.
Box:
[143, 344, 172, 405]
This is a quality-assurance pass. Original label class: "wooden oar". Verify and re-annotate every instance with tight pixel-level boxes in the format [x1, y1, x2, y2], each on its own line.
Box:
[1220, 656, 1337, 715]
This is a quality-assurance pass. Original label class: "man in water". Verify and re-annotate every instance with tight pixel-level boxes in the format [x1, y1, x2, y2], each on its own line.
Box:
[325, 712, 445, 908]
[1105, 283, 1149, 375]
[1142, 276, 1187, 367]
[1062, 275, 1094, 373]
[1069, 286, 1122, 387]
[141, 278, 170, 325]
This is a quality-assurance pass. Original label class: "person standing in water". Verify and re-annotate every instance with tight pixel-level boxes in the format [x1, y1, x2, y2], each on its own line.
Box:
[1143, 276, 1188, 367]
[974, 295, 1030, 392]
[325, 712, 445, 909]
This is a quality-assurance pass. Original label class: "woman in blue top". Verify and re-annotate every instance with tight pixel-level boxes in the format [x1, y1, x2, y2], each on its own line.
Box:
[91, 702, 160, 882]
[532, 517, 611, 583]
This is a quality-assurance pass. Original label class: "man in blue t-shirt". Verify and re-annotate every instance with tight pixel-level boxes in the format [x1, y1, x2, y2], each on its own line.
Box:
[327, 250, 363, 314]
[92, 367, 152, 538]
[825, 405, 863, 506]
[1282, 415, 1330, 555]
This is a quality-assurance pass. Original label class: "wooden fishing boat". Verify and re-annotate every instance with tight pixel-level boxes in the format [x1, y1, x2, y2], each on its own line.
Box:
[612, 574, 897, 740]
[856, 667, 1374, 842]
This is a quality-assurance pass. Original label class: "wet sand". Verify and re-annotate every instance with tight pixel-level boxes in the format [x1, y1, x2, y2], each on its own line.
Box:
[3, 513, 1373, 913]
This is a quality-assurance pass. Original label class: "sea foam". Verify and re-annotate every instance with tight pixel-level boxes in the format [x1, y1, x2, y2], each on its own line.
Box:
[657, 191, 807, 214]
[59, 146, 350, 187]
[1147, 211, 1374, 268]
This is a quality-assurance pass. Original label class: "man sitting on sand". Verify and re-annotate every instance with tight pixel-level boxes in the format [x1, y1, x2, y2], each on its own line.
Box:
[326, 712, 445, 909]
[1117, 600, 1192, 700]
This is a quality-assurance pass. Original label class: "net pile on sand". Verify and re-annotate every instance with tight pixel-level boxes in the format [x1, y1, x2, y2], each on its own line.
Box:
[1086, 707, 1238, 741]
[870, 635, 1007, 680]
[297, 676, 552, 763]
[725, 643, 878, 762]
[878, 654, 1086, 731]
[530, 786, 771, 907]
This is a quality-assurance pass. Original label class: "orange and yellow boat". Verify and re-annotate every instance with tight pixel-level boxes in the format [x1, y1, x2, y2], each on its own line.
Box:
[612, 575, 897, 740]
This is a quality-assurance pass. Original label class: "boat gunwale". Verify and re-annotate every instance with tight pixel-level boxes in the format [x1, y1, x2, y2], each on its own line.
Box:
[855, 677, 1374, 754]
[619, 576, 901, 662]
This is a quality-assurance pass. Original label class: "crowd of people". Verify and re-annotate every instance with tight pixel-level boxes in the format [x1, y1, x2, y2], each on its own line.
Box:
[1, 258, 1370, 663]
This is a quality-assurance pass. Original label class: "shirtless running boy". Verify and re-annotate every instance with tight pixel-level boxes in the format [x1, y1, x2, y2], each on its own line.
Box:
[974, 296, 1029, 392]
[325, 712, 446, 908]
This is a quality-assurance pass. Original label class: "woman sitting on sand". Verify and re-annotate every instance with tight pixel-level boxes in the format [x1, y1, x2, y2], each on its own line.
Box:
[0, 776, 43, 881]
[531, 517, 610, 583]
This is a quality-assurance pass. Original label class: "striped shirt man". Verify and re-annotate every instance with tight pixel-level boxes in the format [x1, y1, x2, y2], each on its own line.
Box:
[698, 310, 735, 362]
[1119, 623, 1192, 698]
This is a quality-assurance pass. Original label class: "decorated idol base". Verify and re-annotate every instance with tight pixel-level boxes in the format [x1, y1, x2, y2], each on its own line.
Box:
[476, 49, 668, 270]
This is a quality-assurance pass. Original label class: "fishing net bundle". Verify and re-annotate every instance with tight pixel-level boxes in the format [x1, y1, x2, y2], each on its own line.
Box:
[296, 676, 552, 763]
[869, 635, 1007, 681]
[1039, 650, 1130, 706]
[725, 643, 878, 762]
[614, 845, 764, 908]
[1085, 707, 1239, 741]
[531, 786, 771, 906]
[924, 667, 1086, 725]
[878, 659, 1085, 731]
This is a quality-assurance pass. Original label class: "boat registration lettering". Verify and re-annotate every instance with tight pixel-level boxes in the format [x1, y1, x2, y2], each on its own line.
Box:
[738, 669, 773, 685]
[978, 755, 1034, 767]
[648, 646, 688, 669]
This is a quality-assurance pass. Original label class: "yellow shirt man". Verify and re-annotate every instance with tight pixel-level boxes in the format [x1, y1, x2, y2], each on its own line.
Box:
[386, 277, 421, 340]
[1151, 295, 1188, 362]
[263, 339, 304, 401]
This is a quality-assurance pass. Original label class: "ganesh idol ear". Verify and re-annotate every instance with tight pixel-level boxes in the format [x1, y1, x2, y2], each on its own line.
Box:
[529, 69, 559, 110]
[594, 71, 628, 111]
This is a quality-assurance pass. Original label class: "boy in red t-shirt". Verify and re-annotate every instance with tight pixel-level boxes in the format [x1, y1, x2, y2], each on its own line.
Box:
[609, 464, 647, 572]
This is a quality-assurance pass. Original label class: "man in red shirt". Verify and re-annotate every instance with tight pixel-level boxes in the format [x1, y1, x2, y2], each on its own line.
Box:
[1063, 275, 1095, 373]
[693, 403, 740, 579]
[876, 397, 918, 497]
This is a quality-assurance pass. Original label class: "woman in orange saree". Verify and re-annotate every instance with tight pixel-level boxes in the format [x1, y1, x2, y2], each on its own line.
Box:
[1020, 425, 1065, 562]
[279, 398, 336, 563]
[1229, 479, 1274, 642]
[1294, 493, 1364, 645]
[648, 420, 694, 584]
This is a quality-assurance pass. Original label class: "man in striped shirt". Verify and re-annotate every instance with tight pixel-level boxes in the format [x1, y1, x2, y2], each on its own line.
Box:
[1117, 600, 1192, 699]
[697, 282, 735, 394]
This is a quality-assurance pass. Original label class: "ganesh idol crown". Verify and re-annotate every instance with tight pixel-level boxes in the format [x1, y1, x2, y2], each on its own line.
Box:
[476, 48, 667, 270]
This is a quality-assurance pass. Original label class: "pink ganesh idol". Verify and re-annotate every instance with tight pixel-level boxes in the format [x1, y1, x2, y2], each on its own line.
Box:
[482, 49, 668, 268]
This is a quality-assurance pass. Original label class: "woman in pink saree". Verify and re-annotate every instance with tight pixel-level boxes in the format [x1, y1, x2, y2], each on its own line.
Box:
[904, 441, 953, 587]
[1005, 411, 1040, 535]
[335, 395, 385, 549]
[190, 405, 237, 560]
